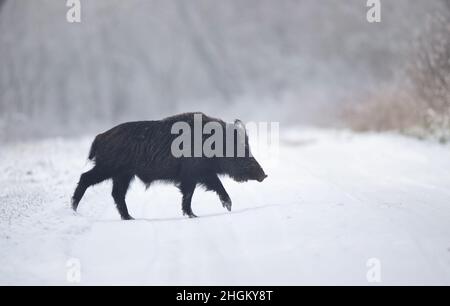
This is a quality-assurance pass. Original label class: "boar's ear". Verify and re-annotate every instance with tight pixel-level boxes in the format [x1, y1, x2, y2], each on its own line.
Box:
[234, 119, 247, 147]
[234, 119, 245, 131]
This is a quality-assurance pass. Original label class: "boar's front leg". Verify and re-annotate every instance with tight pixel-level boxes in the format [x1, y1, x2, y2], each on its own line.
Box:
[112, 174, 134, 220]
[200, 174, 232, 212]
[72, 166, 111, 211]
[179, 179, 197, 218]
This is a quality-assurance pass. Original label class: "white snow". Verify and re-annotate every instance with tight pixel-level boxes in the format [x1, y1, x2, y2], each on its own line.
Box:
[1, 129, 450, 285]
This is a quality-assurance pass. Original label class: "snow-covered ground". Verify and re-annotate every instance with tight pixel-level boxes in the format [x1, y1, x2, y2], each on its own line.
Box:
[1, 129, 450, 285]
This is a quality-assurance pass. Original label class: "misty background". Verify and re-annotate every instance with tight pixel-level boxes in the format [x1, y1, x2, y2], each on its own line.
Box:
[0, 0, 449, 141]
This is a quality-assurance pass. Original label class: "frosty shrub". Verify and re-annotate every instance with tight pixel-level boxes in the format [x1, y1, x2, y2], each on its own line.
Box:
[341, 86, 424, 133]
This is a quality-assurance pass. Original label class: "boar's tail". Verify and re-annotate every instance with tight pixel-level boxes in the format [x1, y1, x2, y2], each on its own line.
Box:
[88, 135, 100, 161]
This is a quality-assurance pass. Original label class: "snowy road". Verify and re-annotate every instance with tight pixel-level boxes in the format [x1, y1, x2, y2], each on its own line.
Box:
[1, 130, 450, 285]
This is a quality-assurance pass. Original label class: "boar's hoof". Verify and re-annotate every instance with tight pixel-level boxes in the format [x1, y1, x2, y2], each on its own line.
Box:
[71, 199, 79, 212]
[121, 215, 135, 221]
[221, 199, 232, 212]
[183, 210, 198, 218]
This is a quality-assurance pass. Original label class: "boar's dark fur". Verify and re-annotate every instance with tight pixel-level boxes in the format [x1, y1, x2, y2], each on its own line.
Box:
[72, 112, 267, 220]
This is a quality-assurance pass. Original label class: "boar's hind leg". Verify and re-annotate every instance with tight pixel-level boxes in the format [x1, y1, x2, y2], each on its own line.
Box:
[72, 166, 110, 211]
[200, 174, 232, 212]
[180, 180, 197, 218]
[112, 174, 134, 220]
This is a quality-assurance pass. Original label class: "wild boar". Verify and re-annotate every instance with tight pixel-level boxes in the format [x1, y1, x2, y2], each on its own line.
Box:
[72, 112, 267, 220]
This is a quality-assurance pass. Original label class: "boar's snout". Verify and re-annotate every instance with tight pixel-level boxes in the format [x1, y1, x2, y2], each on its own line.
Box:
[257, 174, 268, 182]
[249, 158, 267, 183]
